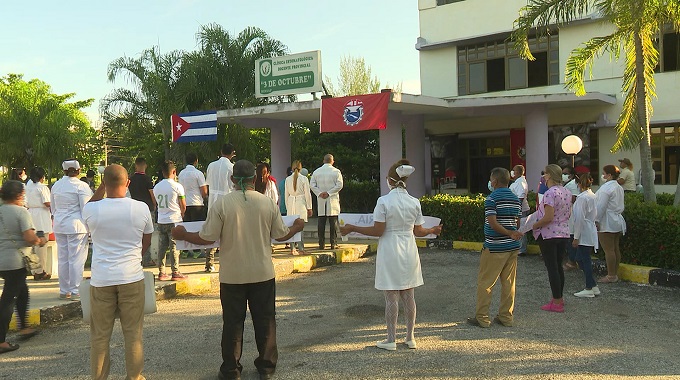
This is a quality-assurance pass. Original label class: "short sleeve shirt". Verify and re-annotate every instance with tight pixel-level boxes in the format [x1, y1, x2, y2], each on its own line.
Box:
[83, 198, 154, 287]
[0, 204, 34, 270]
[483, 188, 521, 252]
[178, 165, 207, 207]
[153, 179, 185, 224]
[619, 167, 636, 191]
[200, 190, 288, 284]
[533, 185, 572, 239]
[129, 173, 155, 211]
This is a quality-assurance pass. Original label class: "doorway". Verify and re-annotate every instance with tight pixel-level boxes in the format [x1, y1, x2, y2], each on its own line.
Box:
[470, 156, 511, 194]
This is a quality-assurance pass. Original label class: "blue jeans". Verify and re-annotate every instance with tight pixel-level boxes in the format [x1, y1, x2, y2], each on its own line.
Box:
[566, 234, 578, 263]
[575, 245, 597, 289]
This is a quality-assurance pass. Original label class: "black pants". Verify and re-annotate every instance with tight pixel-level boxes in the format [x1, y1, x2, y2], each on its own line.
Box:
[317, 215, 338, 248]
[537, 236, 568, 299]
[219, 279, 277, 378]
[0, 268, 29, 342]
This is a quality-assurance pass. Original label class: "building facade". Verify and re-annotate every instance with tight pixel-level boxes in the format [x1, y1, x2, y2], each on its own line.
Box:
[417, 0, 680, 194]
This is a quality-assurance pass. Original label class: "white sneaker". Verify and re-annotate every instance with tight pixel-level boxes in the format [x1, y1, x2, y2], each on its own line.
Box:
[376, 340, 397, 351]
[591, 286, 601, 296]
[404, 339, 417, 349]
[574, 289, 595, 298]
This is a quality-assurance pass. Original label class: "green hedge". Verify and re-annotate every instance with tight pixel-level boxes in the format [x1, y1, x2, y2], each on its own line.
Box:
[420, 192, 680, 271]
[339, 181, 381, 213]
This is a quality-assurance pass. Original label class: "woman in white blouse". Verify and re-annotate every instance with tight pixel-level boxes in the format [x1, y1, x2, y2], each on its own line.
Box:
[25, 167, 52, 280]
[255, 163, 279, 205]
[284, 160, 312, 255]
[571, 173, 600, 297]
[595, 165, 626, 283]
[340, 159, 442, 351]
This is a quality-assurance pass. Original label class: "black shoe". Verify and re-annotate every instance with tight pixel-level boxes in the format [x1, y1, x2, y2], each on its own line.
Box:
[217, 372, 240, 380]
[518, 252, 527, 257]
[330, 244, 337, 250]
[493, 316, 514, 327]
[318, 244, 324, 250]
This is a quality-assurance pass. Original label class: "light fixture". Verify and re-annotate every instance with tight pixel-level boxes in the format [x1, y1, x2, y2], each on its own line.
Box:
[561, 135, 583, 167]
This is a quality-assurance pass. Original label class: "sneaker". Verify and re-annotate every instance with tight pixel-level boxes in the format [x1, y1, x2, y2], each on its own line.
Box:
[592, 286, 601, 295]
[70, 294, 81, 302]
[171, 272, 188, 281]
[158, 273, 171, 281]
[58, 293, 71, 300]
[180, 251, 189, 259]
[540, 300, 564, 313]
[205, 266, 215, 273]
[466, 317, 490, 328]
[376, 340, 396, 351]
[493, 316, 514, 327]
[574, 289, 595, 298]
[142, 260, 157, 268]
[404, 339, 417, 349]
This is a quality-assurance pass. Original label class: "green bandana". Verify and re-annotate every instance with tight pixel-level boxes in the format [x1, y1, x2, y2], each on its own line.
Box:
[234, 175, 255, 200]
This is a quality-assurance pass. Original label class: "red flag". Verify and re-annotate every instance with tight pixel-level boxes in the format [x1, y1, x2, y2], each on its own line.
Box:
[320, 92, 390, 133]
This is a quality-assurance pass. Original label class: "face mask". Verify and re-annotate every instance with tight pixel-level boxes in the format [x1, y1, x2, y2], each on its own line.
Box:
[488, 180, 494, 192]
[601, 174, 607, 182]
[386, 178, 394, 190]
[510, 170, 515, 178]
[562, 174, 569, 182]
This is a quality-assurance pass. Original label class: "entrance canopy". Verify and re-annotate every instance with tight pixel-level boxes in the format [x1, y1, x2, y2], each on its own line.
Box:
[217, 92, 617, 197]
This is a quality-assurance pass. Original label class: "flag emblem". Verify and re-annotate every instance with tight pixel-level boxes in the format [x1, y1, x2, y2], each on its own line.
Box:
[171, 111, 218, 142]
[343, 99, 364, 126]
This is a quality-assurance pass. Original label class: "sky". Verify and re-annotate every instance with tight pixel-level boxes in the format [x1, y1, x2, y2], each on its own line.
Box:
[0, 0, 422, 123]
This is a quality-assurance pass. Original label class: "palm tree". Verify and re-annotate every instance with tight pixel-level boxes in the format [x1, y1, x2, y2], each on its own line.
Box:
[101, 47, 189, 161]
[512, 0, 680, 203]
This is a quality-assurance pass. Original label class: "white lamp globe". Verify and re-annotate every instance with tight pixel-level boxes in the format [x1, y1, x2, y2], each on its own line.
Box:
[561, 135, 583, 155]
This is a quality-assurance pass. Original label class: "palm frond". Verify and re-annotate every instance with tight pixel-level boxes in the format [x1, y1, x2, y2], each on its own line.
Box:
[565, 31, 625, 95]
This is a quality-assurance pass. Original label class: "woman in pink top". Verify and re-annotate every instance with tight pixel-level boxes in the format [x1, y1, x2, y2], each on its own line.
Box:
[531, 164, 572, 312]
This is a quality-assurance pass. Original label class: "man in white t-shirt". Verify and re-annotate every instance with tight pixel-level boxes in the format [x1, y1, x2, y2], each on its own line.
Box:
[153, 161, 187, 281]
[178, 152, 211, 266]
[509, 165, 529, 256]
[206, 143, 236, 209]
[83, 164, 154, 380]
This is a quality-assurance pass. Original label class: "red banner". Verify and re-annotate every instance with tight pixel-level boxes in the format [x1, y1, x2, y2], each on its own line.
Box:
[510, 129, 526, 168]
[320, 92, 390, 133]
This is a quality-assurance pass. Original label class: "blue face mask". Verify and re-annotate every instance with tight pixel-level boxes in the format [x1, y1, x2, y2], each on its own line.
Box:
[488, 180, 494, 192]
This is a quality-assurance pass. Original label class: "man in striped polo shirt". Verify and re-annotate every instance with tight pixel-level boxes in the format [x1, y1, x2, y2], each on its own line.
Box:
[468, 167, 522, 328]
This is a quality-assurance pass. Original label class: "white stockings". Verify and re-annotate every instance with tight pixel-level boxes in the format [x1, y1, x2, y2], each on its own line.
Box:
[383, 288, 416, 343]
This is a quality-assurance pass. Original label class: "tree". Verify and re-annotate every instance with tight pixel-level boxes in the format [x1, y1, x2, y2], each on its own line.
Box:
[0, 74, 103, 179]
[512, 0, 680, 203]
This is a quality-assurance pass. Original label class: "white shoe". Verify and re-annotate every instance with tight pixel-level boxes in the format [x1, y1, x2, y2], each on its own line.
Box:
[376, 340, 397, 351]
[592, 286, 601, 296]
[574, 289, 595, 298]
[404, 339, 417, 349]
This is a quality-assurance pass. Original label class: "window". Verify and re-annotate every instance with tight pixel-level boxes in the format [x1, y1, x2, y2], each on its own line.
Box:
[457, 34, 559, 95]
[655, 27, 680, 73]
[650, 125, 680, 184]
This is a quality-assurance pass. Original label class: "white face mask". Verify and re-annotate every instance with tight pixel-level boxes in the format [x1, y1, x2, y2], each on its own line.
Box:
[510, 170, 515, 178]
[386, 178, 394, 190]
[488, 180, 494, 192]
[562, 174, 570, 182]
[601, 174, 607, 182]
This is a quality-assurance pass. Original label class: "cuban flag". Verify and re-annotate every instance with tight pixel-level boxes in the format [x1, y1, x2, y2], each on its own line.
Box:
[171, 111, 218, 142]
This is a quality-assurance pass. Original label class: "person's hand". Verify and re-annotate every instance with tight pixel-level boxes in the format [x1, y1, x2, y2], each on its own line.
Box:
[572, 239, 579, 248]
[595, 222, 600, 232]
[307, 209, 313, 218]
[38, 237, 48, 247]
[320, 192, 329, 199]
[339, 224, 353, 236]
[509, 230, 523, 241]
[171, 225, 187, 240]
[292, 218, 305, 232]
[431, 224, 443, 236]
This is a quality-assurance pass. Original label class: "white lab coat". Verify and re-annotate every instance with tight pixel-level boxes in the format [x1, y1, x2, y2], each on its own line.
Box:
[373, 188, 424, 290]
[285, 174, 312, 222]
[310, 164, 343, 216]
[25, 180, 52, 233]
[50, 176, 92, 234]
[206, 157, 234, 209]
[595, 180, 626, 234]
[572, 189, 598, 248]
[509, 176, 529, 213]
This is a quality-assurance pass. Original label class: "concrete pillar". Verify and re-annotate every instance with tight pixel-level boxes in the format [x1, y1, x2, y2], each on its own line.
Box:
[404, 115, 426, 198]
[524, 107, 549, 191]
[240, 118, 291, 184]
[424, 137, 432, 195]
[269, 122, 292, 184]
[379, 111, 404, 195]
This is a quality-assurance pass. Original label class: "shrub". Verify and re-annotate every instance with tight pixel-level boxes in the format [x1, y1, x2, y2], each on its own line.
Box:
[420, 192, 680, 271]
[338, 180, 380, 213]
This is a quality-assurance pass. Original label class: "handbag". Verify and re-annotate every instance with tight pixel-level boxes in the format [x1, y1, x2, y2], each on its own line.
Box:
[0, 205, 42, 274]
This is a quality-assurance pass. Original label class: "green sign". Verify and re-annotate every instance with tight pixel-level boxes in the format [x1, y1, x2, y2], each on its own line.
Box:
[255, 51, 322, 97]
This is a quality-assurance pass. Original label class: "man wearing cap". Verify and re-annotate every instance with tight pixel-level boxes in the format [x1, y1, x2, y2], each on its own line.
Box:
[51, 159, 93, 300]
[617, 158, 636, 193]
[172, 160, 304, 380]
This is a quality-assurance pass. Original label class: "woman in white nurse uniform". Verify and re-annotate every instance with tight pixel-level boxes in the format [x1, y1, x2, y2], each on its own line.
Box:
[340, 159, 442, 351]
[285, 160, 313, 255]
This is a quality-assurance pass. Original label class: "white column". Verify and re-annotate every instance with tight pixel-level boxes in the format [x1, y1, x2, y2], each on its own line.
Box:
[424, 137, 432, 195]
[524, 107, 549, 191]
[269, 121, 291, 184]
[405, 115, 426, 198]
[379, 111, 403, 195]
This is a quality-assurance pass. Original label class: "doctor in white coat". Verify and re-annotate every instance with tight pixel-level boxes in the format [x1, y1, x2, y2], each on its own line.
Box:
[595, 165, 626, 284]
[310, 154, 343, 249]
[285, 160, 313, 255]
[51, 159, 93, 300]
[340, 159, 442, 351]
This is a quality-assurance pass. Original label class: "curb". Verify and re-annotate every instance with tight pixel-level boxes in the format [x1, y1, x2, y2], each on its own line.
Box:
[12, 243, 376, 330]
[421, 238, 680, 288]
